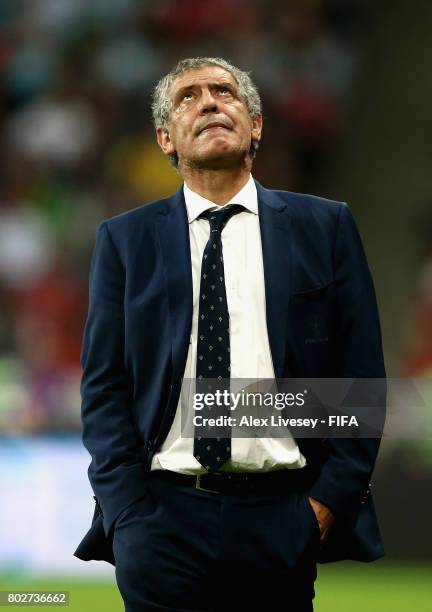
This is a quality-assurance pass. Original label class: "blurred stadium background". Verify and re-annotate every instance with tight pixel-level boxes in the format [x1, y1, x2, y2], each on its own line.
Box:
[0, 0, 431, 610]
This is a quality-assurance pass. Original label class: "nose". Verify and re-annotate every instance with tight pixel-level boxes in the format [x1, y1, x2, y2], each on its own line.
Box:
[198, 88, 218, 114]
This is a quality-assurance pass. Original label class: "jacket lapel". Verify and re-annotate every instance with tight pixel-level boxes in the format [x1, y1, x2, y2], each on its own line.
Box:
[156, 181, 293, 384]
[155, 187, 193, 385]
[256, 181, 292, 379]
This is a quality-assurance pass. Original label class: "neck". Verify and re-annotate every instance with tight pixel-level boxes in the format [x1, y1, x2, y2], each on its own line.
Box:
[181, 164, 251, 205]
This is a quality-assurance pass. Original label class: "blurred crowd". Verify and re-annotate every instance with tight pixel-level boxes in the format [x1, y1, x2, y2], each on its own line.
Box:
[0, 0, 370, 433]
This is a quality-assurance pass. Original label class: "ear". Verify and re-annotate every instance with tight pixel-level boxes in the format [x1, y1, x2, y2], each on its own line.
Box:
[251, 113, 263, 144]
[156, 128, 176, 156]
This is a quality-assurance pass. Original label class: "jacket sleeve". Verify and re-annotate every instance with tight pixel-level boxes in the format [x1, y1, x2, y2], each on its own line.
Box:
[80, 221, 148, 537]
[308, 202, 386, 524]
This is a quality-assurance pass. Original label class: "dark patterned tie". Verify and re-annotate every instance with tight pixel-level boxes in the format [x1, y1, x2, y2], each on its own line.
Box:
[193, 204, 245, 472]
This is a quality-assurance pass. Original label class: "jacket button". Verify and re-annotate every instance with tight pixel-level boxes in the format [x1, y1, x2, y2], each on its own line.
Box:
[147, 440, 153, 451]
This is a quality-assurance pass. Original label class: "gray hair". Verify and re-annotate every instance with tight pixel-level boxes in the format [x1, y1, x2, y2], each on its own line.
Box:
[151, 57, 262, 168]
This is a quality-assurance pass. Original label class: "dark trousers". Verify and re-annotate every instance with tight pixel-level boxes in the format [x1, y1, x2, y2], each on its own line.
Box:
[113, 470, 321, 611]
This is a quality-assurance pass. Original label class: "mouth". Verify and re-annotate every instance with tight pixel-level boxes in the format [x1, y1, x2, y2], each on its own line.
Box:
[199, 122, 231, 134]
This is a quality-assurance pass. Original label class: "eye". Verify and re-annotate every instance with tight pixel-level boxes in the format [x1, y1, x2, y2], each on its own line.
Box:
[219, 86, 230, 95]
[182, 92, 193, 101]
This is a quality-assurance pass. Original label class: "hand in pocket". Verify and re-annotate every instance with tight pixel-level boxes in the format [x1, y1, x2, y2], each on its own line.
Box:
[307, 496, 334, 543]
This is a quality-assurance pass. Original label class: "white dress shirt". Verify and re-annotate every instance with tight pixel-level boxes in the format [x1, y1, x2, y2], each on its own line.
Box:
[150, 174, 306, 474]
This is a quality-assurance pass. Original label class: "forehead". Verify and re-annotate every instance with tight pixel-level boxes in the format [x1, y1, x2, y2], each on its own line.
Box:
[170, 65, 238, 95]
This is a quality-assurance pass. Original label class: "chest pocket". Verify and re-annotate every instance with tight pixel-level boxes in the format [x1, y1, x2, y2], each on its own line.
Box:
[289, 281, 337, 345]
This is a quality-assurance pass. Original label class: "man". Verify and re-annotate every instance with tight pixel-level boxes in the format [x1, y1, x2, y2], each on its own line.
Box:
[74, 57, 386, 611]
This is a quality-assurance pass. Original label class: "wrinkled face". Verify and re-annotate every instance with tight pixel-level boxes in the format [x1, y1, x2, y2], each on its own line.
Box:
[156, 66, 262, 170]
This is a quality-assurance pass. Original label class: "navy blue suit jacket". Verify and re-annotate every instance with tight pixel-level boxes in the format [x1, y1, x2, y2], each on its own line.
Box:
[74, 180, 386, 565]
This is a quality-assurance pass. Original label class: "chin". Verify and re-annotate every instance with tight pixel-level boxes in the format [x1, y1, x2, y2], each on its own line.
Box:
[191, 145, 246, 169]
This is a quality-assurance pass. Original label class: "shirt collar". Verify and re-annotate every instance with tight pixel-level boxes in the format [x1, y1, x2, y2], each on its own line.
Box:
[183, 174, 258, 223]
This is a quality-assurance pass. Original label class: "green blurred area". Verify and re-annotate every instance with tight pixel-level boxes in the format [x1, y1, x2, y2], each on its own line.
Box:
[1, 563, 431, 611]
[316, 562, 432, 611]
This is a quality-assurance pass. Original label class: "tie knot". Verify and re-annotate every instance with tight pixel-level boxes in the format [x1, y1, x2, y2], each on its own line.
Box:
[200, 204, 244, 234]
